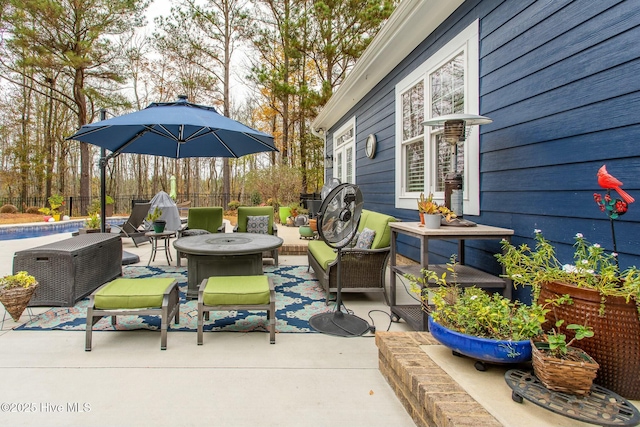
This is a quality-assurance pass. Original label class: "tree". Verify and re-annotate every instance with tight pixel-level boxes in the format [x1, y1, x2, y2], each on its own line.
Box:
[310, 0, 395, 103]
[1, 0, 148, 214]
[154, 0, 253, 208]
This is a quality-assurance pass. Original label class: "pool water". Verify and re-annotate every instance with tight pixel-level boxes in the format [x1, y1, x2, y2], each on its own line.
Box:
[0, 219, 123, 240]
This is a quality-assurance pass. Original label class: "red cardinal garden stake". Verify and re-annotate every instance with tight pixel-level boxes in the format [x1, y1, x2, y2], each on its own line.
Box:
[597, 165, 635, 204]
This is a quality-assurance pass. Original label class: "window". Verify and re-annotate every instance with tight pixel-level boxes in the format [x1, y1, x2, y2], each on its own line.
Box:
[395, 21, 481, 215]
[333, 118, 356, 184]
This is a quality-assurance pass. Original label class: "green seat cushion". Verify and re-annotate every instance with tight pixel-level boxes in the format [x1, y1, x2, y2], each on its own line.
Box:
[358, 209, 397, 249]
[203, 276, 271, 306]
[308, 240, 337, 270]
[94, 278, 175, 310]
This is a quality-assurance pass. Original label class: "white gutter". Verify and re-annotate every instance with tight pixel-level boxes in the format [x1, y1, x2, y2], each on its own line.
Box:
[311, 0, 464, 134]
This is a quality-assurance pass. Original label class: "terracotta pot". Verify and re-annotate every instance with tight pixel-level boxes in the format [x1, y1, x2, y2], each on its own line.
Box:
[538, 280, 640, 399]
[309, 219, 317, 231]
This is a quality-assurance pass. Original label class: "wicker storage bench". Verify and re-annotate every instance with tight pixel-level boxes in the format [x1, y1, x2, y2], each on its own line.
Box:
[13, 233, 123, 307]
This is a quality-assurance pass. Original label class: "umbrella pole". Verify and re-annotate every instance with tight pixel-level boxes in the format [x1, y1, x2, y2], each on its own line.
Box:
[100, 109, 107, 233]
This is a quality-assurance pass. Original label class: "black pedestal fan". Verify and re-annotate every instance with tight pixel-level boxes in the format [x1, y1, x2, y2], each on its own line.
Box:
[309, 183, 371, 337]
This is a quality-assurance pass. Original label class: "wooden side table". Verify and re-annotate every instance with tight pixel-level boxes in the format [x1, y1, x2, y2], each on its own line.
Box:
[146, 231, 177, 266]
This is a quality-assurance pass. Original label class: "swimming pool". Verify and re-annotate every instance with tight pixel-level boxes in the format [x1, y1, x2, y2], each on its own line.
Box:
[0, 219, 124, 240]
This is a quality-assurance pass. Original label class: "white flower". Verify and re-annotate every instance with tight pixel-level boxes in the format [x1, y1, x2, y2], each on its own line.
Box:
[593, 243, 600, 248]
[613, 252, 618, 257]
[534, 229, 541, 234]
[470, 295, 477, 300]
[576, 233, 583, 238]
[563, 264, 578, 273]
[581, 259, 589, 265]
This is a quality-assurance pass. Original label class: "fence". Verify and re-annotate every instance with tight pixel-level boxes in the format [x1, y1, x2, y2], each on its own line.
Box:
[0, 193, 252, 216]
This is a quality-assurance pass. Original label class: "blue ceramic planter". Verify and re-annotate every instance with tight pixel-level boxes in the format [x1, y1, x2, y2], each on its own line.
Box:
[428, 316, 532, 364]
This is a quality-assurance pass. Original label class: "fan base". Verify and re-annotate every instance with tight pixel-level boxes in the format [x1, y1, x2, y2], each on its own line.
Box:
[309, 311, 370, 337]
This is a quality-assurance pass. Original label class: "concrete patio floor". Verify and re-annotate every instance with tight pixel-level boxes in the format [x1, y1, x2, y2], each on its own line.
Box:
[0, 224, 417, 427]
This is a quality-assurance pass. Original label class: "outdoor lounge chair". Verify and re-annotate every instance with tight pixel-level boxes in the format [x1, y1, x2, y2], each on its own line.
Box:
[111, 202, 151, 247]
[176, 207, 225, 266]
[233, 206, 278, 266]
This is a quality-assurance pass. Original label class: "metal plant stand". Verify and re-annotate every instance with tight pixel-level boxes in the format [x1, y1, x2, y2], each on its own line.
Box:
[504, 369, 640, 426]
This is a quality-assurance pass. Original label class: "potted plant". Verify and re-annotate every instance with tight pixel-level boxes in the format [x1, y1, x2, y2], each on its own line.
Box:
[79, 212, 110, 234]
[0, 271, 38, 322]
[496, 229, 640, 398]
[417, 192, 456, 228]
[38, 194, 65, 221]
[405, 258, 547, 368]
[530, 295, 598, 395]
[105, 195, 114, 217]
[146, 207, 165, 233]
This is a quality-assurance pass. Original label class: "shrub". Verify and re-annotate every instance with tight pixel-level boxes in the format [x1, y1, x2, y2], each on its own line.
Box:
[250, 191, 262, 206]
[0, 204, 18, 213]
[227, 200, 241, 211]
[25, 206, 41, 214]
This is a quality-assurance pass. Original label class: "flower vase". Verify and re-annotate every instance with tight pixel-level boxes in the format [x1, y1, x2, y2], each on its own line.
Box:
[424, 214, 441, 229]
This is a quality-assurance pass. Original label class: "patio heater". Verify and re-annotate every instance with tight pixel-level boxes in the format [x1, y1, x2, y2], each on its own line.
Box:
[422, 113, 492, 217]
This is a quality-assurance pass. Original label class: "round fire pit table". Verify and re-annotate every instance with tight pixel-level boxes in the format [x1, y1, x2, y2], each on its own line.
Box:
[173, 233, 284, 300]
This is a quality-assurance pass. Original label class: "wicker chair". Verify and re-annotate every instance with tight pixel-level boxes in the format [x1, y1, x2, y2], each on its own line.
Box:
[307, 209, 398, 304]
[233, 206, 278, 266]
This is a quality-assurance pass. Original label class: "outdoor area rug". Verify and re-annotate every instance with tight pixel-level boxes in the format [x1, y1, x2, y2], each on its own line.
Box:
[16, 265, 333, 333]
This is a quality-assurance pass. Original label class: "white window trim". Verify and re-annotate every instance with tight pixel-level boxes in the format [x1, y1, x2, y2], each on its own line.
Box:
[333, 117, 356, 184]
[395, 20, 480, 215]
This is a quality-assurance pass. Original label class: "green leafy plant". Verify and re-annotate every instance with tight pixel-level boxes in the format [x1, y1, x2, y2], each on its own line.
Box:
[538, 294, 594, 359]
[495, 230, 640, 314]
[146, 207, 163, 222]
[0, 271, 37, 290]
[38, 193, 65, 216]
[404, 257, 547, 341]
[84, 212, 101, 229]
[228, 200, 241, 211]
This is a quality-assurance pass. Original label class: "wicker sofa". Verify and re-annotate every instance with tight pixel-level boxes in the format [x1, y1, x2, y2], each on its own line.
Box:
[307, 209, 398, 304]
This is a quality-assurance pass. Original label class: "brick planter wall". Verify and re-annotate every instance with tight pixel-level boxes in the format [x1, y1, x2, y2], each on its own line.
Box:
[376, 332, 502, 427]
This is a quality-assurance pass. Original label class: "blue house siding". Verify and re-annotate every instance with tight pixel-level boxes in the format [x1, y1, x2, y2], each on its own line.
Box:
[323, 0, 640, 302]
[479, 0, 640, 299]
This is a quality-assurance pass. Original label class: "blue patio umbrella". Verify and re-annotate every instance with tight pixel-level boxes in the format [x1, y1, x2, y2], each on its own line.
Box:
[67, 96, 278, 230]
[68, 95, 276, 159]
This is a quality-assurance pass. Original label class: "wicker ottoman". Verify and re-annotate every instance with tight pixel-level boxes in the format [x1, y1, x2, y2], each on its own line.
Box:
[13, 233, 122, 307]
[85, 278, 180, 351]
